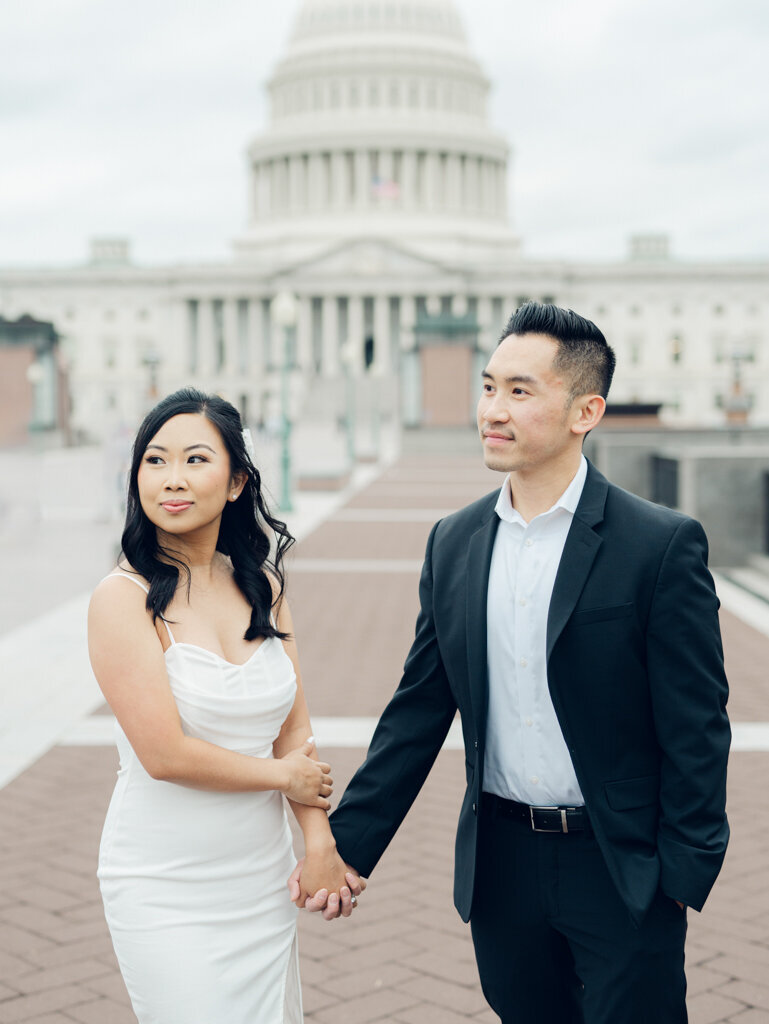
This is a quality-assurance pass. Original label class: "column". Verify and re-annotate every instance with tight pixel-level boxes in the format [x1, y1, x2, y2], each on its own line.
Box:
[296, 295, 313, 371]
[289, 155, 303, 212]
[424, 152, 439, 212]
[321, 295, 339, 377]
[373, 295, 390, 373]
[379, 149, 393, 191]
[400, 295, 417, 353]
[446, 153, 461, 211]
[466, 157, 479, 213]
[497, 161, 508, 218]
[223, 298, 240, 377]
[401, 150, 417, 210]
[355, 150, 369, 210]
[258, 161, 272, 219]
[250, 163, 260, 222]
[308, 152, 323, 211]
[197, 299, 216, 378]
[347, 296, 365, 373]
[249, 298, 264, 371]
[332, 151, 347, 208]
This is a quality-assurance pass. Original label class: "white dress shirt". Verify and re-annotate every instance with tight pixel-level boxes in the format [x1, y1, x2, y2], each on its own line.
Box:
[483, 456, 588, 806]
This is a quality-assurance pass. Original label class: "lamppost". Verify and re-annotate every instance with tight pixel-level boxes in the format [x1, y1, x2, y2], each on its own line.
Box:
[341, 340, 356, 467]
[270, 290, 298, 511]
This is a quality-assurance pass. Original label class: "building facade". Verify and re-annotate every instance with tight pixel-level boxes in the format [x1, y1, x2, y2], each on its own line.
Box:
[1, 0, 768, 443]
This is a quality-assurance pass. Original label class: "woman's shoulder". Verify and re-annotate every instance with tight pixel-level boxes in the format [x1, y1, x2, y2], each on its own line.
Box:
[91, 564, 150, 608]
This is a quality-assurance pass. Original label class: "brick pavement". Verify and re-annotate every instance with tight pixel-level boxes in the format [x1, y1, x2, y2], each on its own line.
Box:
[1, 451, 769, 1022]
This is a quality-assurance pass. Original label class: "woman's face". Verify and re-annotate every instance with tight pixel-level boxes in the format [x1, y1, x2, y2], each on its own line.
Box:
[137, 413, 243, 538]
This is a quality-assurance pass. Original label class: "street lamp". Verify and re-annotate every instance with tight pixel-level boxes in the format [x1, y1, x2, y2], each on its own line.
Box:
[270, 290, 298, 511]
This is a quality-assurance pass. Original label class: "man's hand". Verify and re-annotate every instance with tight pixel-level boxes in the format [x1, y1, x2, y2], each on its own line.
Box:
[288, 857, 365, 919]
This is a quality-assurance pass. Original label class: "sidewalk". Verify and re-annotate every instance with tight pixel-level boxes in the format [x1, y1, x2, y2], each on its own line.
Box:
[1, 450, 769, 1022]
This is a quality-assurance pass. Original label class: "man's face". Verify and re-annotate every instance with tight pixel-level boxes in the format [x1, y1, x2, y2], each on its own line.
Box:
[477, 332, 578, 475]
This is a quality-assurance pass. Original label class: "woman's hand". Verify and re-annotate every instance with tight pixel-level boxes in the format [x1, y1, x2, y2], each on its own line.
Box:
[279, 739, 333, 808]
[290, 847, 366, 913]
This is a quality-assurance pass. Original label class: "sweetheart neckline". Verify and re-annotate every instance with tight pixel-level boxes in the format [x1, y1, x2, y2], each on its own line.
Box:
[164, 639, 271, 668]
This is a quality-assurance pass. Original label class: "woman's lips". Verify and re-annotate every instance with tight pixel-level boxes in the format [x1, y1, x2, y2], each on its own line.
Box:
[161, 502, 192, 513]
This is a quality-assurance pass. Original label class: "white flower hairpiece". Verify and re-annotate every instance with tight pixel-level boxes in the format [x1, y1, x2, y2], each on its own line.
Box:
[241, 427, 256, 462]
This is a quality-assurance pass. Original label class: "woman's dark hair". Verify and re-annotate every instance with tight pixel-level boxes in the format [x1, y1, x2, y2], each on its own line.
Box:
[121, 387, 294, 641]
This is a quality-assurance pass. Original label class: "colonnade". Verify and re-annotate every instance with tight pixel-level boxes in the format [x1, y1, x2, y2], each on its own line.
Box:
[183, 292, 525, 383]
[250, 147, 507, 221]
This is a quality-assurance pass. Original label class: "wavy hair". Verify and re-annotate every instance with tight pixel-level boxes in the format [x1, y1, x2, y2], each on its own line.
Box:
[120, 387, 294, 641]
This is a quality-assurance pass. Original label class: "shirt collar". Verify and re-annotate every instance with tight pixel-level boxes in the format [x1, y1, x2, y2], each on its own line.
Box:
[494, 455, 588, 525]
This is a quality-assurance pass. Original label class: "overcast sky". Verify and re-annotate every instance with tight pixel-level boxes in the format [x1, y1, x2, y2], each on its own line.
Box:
[2, 0, 767, 267]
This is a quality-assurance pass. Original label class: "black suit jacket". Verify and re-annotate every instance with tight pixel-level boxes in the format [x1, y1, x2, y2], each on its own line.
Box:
[330, 462, 730, 923]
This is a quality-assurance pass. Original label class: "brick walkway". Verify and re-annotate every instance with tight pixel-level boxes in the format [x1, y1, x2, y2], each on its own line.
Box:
[1, 452, 769, 1022]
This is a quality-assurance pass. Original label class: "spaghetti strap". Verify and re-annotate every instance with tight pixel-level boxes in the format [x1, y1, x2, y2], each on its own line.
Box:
[103, 571, 150, 595]
[102, 572, 176, 646]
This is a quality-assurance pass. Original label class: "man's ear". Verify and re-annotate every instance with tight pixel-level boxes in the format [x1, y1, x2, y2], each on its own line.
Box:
[570, 394, 606, 437]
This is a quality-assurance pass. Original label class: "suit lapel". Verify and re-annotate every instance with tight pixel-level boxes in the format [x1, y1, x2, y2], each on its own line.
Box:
[546, 463, 609, 661]
[465, 498, 500, 740]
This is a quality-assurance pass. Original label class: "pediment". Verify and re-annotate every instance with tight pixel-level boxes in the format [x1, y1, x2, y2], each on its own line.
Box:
[274, 237, 456, 283]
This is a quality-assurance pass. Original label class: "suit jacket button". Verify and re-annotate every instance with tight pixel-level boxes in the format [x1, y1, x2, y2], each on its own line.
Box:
[472, 802, 477, 814]
[474, 740, 478, 749]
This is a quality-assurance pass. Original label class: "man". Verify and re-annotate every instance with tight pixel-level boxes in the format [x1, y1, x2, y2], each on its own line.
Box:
[292, 302, 730, 1023]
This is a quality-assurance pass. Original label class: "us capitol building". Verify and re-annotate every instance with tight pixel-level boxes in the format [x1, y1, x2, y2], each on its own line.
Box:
[2, 0, 768, 444]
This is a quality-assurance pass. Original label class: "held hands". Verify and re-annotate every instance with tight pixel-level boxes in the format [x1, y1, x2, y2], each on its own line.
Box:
[279, 738, 333, 809]
[288, 856, 366, 920]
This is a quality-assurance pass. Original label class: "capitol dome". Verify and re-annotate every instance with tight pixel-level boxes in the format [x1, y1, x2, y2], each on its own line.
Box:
[235, 0, 517, 263]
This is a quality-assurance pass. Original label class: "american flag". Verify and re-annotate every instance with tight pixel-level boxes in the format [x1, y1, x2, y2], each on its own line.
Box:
[371, 176, 400, 200]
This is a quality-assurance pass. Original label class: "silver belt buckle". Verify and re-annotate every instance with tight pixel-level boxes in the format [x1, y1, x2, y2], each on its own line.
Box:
[529, 804, 559, 832]
[529, 805, 572, 833]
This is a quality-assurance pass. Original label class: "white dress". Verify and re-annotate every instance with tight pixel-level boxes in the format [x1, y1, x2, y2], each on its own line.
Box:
[98, 574, 302, 1024]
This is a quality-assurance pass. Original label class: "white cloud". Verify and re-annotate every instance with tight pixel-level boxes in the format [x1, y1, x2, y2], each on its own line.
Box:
[1, 0, 767, 265]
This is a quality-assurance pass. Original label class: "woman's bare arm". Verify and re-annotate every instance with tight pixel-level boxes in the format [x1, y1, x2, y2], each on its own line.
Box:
[88, 576, 330, 806]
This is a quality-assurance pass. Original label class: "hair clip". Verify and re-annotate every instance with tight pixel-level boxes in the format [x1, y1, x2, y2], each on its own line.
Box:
[241, 427, 256, 462]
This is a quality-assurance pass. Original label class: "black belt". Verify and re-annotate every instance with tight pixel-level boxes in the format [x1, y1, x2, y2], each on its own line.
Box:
[483, 792, 589, 833]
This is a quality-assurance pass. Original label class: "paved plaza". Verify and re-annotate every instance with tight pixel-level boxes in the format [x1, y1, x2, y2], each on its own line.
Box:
[2, 440, 769, 1022]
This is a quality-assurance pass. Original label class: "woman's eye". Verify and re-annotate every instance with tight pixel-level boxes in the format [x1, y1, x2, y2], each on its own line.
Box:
[188, 455, 207, 464]
[145, 455, 163, 465]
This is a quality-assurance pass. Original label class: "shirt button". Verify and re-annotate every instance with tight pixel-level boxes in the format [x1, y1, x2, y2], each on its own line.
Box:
[525, 718, 533, 727]
[531, 776, 539, 785]
[525, 539, 534, 548]
[519, 598, 527, 607]
[520, 658, 528, 668]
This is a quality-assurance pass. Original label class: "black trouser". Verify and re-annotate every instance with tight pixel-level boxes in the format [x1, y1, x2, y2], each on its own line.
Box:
[470, 798, 688, 1024]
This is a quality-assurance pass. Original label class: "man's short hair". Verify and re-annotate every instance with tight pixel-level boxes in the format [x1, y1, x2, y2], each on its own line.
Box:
[498, 302, 616, 401]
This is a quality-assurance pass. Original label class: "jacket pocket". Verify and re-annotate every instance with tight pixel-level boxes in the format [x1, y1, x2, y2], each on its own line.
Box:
[604, 774, 659, 811]
[570, 602, 634, 625]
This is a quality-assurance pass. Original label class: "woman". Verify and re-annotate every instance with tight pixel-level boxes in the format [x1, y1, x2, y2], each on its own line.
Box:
[88, 388, 360, 1024]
